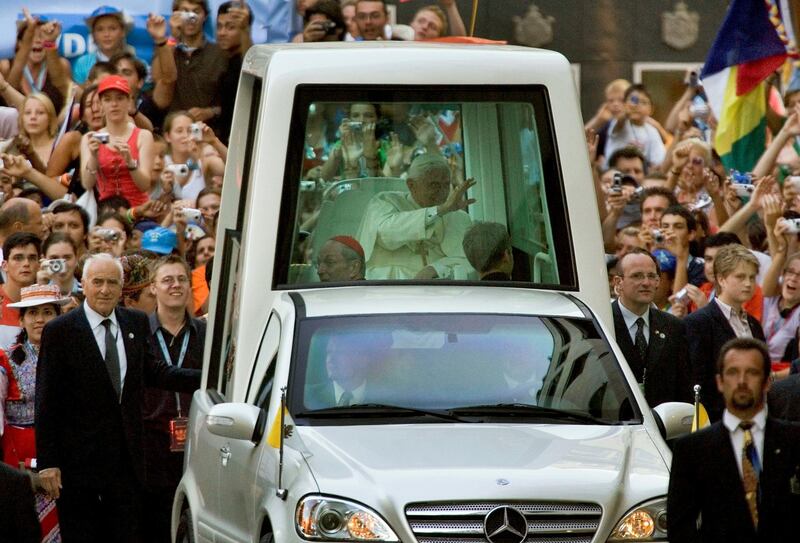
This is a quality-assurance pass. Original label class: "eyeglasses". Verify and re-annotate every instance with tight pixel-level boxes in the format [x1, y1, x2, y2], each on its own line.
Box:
[625, 272, 659, 282]
[356, 11, 384, 21]
[159, 276, 190, 286]
[784, 269, 800, 279]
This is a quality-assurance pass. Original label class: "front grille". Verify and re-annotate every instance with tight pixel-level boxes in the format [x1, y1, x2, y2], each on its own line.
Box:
[405, 502, 602, 543]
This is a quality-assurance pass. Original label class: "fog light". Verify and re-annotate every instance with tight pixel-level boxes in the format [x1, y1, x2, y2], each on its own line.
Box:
[613, 510, 654, 539]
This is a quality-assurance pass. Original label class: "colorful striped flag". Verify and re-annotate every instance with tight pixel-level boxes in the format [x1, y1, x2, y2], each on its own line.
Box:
[701, 0, 792, 173]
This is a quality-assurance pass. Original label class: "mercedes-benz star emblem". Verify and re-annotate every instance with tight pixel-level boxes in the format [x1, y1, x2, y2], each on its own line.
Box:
[483, 506, 528, 543]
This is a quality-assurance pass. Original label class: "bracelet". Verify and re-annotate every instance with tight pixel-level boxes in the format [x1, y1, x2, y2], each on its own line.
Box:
[155, 40, 168, 47]
[670, 169, 681, 176]
[127, 159, 138, 171]
[42, 40, 57, 50]
[58, 173, 70, 188]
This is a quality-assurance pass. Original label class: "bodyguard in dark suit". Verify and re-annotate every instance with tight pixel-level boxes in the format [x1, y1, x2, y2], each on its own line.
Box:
[684, 245, 765, 422]
[611, 250, 691, 406]
[34, 254, 201, 542]
[668, 338, 800, 543]
[768, 374, 800, 421]
[0, 462, 40, 543]
[304, 333, 386, 409]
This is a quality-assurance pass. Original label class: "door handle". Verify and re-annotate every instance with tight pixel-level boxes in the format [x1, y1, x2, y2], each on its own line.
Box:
[220, 444, 231, 467]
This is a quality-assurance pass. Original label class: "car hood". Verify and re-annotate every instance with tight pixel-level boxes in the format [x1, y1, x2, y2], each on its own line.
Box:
[298, 423, 669, 504]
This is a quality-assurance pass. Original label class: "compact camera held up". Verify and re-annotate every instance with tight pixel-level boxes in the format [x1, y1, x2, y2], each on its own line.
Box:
[42, 259, 66, 275]
[96, 228, 121, 242]
[181, 208, 203, 223]
[93, 132, 110, 144]
[166, 164, 190, 178]
[784, 218, 800, 234]
[190, 123, 203, 141]
[179, 11, 199, 24]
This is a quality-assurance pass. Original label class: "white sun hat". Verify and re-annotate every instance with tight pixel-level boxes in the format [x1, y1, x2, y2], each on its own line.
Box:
[8, 284, 71, 308]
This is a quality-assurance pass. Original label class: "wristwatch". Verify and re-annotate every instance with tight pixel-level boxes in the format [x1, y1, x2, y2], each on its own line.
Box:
[127, 159, 139, 171]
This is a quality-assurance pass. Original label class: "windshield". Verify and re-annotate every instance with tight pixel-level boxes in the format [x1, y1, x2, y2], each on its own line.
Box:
[290, 313, 640, 424]
[277, 86, 575, 289]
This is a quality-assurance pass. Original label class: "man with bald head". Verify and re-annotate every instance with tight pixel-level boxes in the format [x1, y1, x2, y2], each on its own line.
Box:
[0, 197, 44, 247]
[357, 153, 475, 279]
[317, 235, 366, 282]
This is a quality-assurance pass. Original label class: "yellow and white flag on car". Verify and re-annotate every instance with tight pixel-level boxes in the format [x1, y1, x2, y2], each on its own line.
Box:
[691, 384, 710, 432]
[267, 406, 289, 448]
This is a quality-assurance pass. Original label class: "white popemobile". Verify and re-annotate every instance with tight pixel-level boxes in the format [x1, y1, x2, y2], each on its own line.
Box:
[173, 42, 694, 543]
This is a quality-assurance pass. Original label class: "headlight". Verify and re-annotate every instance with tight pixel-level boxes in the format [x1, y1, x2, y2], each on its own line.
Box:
[296, 496, 400, 541]
[608, 497, 668, 541]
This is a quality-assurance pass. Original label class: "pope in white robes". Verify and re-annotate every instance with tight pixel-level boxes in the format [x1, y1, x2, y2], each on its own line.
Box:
[357, 153, 476, 280]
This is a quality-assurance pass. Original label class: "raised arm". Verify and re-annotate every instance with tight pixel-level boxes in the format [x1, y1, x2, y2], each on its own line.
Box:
[753, 105, 800, 178]
[147, 13, 177, 110]
[440, 0, 466, 36]
[40, 21, 73, 99]
[7, 10, 37, 90]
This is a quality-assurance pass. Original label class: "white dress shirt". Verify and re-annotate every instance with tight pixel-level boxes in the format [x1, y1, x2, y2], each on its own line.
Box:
[333, 380, 366, 406]
[84, 301, 128, 392]
[715, 298, 752, 338]
[618, 300, 650, 345]
[722, 407, 767, 479]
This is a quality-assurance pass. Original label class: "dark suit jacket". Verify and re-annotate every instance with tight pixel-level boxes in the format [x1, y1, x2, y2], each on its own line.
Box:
[34, 306, 201, 488]
[768, 374, 800, 422]
[0, 462, 39, 543]
[683, 301, 765, 422]
[304, 380, 380, 410]
[668, 418, 800, 543]
[612, 300, 692, 406]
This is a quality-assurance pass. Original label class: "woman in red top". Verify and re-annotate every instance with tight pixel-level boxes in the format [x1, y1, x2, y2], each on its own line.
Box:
[80, 75, 154, 207]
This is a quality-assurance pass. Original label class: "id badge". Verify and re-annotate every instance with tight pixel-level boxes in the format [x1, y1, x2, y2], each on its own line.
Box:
[169, 417, 189, 452]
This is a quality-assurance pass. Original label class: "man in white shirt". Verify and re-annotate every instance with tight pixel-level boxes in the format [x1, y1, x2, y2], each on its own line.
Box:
[610, 249, 691, 406]
[357, 153, 475, 280]
[668, 338, 800, 542]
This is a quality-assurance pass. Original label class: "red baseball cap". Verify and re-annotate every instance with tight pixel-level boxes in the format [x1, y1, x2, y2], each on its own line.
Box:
[97, 75, 131, 96]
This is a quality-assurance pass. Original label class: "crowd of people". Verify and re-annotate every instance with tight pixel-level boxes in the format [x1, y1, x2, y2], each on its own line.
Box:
[592, 74, 800, 408]
[593, 71, 800, 539]
[0, 1, 472, 542]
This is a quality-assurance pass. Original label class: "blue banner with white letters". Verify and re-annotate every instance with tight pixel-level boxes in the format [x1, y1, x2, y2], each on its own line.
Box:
[0, 0, 295, 63]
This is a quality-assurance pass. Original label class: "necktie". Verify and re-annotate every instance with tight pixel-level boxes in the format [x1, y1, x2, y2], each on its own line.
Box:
[102, 319, 121, 400]
[338, 390, 353, 407]
[740, 420, 760, 528]
[634, 317, 647, 362]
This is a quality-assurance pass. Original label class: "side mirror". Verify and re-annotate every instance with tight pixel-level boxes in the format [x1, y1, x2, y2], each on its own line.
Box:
[206, 402, 262, 441]
[652, 402, 695, 441]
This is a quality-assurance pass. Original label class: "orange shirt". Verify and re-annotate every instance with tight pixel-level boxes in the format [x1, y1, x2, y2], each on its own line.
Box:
[192, 265, 209, 316]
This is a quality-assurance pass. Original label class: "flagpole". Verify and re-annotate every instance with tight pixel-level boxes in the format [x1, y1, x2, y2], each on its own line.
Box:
[469, 0, 479, 37]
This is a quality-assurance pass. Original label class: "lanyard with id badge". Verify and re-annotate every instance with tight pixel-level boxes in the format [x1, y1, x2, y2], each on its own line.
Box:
[157, 329, 190, 452]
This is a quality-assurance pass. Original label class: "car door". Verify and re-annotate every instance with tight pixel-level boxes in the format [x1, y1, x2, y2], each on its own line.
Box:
[188, 388, 228, 542]
[215, 313, 281, 543]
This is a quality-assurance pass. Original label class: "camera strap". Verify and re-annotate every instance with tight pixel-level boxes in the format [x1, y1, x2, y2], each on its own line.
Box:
[156, 329, 190, 418]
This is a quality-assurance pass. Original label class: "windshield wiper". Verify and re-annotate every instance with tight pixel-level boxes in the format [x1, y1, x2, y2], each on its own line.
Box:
[296, 403, 470, 423]
[448, 403, 612, 425]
